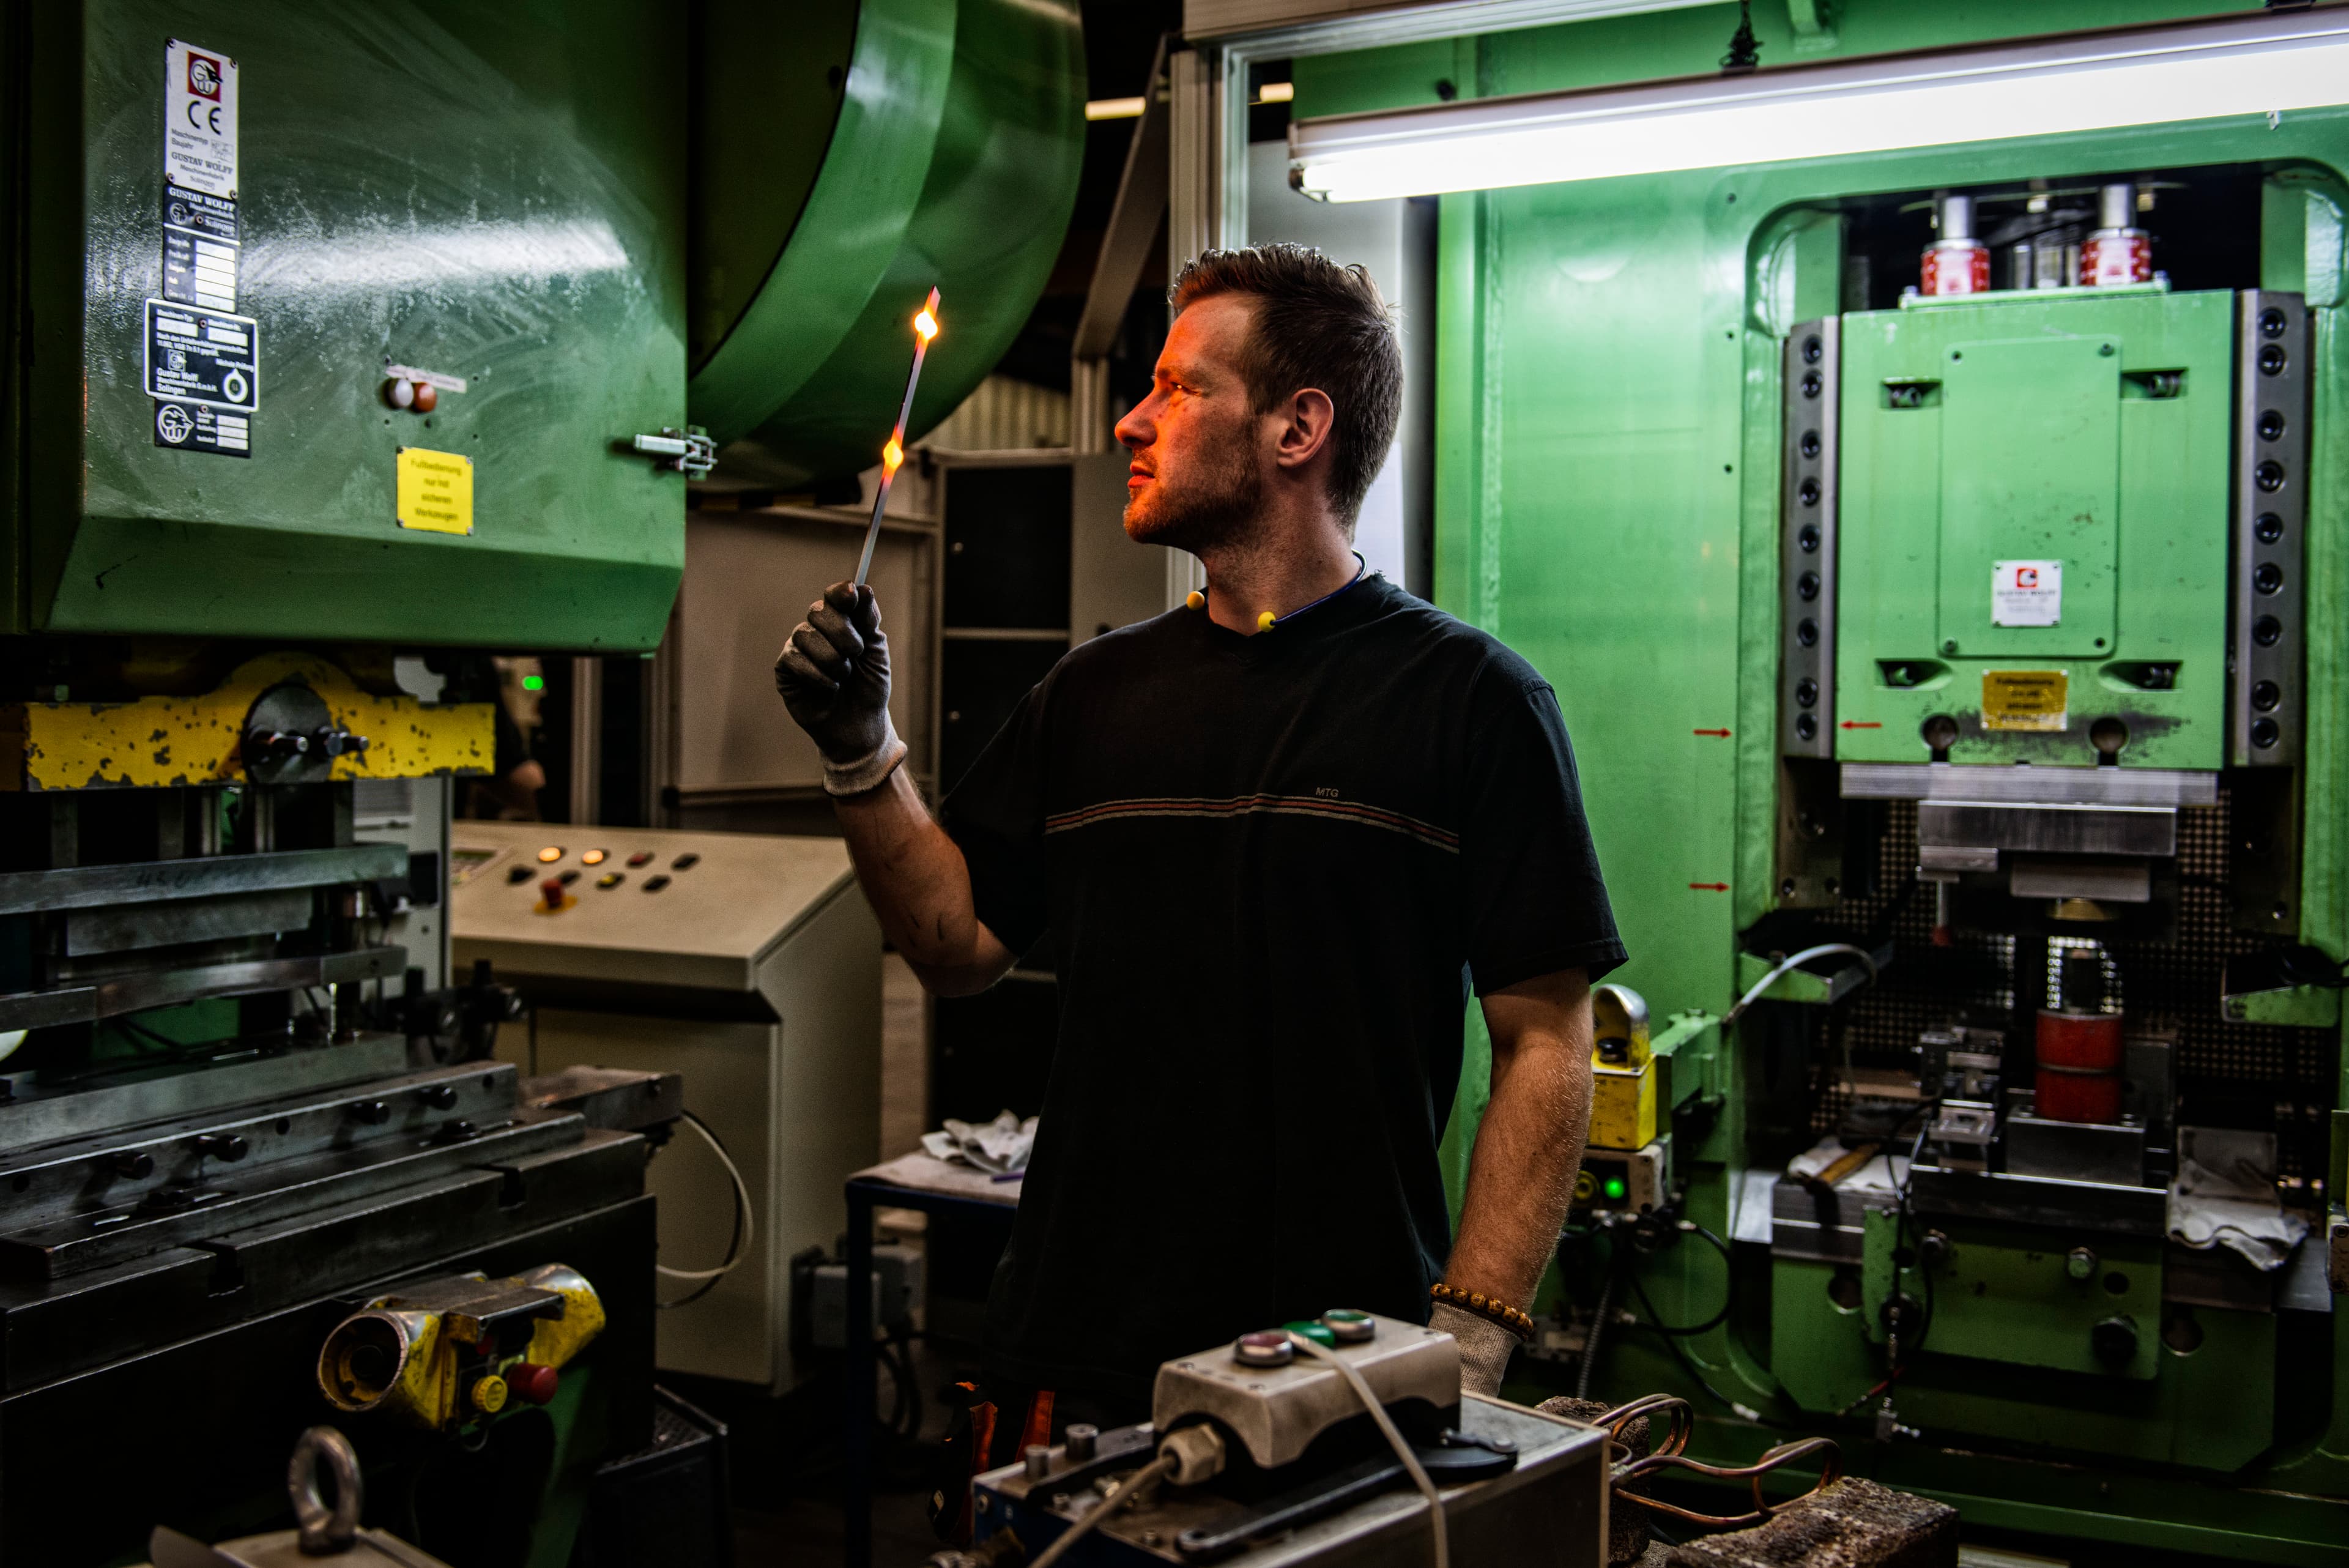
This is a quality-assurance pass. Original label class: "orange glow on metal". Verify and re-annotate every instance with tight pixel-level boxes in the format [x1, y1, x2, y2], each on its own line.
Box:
[882, 439, 904, 472]
[913, 308, 938, 341]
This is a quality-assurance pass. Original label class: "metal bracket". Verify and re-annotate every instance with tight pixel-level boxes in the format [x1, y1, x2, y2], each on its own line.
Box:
[2230, 291, 2308, 765]
[1781, 319, 1839, 758]
[631, 426, 716, 479]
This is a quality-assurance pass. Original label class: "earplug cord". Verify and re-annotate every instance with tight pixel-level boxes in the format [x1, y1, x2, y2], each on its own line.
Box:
[1290, 1333, 1450, 1568]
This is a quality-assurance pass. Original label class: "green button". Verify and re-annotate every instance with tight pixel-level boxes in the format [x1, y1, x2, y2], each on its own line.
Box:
[1603, 1177, 1627, 1200]
[1283, 1320, 1337, 1348]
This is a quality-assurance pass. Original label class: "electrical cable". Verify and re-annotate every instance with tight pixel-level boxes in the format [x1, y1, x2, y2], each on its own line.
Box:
[1288, 1332, 1450, 1568]
[1624, 1221, 1735, 1337]
[1575, 1255, 1617, 1401]
[1721, 943, 1879, 1031]
[1026, 1454, 1178, 1568]
[655, 1111, 752, 1305]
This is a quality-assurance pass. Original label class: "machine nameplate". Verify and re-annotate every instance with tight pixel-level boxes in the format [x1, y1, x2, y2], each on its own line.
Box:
[1981, 670, 2067, 731]
[143, 299, 258, 414]
[1991, 559, 2061, 626]
[163, 39, 238, 197]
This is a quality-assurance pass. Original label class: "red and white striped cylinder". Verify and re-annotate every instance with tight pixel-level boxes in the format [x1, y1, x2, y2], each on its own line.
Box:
[1921, 240, 1990, 296]
[2079, 229, 2152, 287]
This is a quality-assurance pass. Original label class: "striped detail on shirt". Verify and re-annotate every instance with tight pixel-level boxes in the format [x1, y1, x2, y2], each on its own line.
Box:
[1044, 793, 1460, 852]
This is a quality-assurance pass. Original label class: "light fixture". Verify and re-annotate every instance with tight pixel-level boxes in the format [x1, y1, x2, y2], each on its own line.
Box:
[1085, 95, 1145, 122]
[1289, 12, 2349, 203]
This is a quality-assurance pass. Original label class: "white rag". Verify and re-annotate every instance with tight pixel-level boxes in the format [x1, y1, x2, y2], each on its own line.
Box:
[2169, 1147, 2307, 1273]
[920, 1109, 1037, 1176]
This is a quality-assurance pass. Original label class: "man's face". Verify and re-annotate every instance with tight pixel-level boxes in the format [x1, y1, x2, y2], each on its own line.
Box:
[1115, 294, 1263, 552]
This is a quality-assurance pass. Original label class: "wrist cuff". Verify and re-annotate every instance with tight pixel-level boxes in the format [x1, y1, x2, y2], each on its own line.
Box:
[822, 712, 908, 797]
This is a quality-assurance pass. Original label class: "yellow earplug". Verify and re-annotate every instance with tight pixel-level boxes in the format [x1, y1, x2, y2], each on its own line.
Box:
[1256, 611, 1277, 632]
[1186, 590, 1204, 610]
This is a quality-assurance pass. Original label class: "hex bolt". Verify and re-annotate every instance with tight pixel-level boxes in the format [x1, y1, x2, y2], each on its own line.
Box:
[350, 1099, 391, 1124]
[2066, 1247, 2098, 1281]
[195, 1133, 250, 1163]
[421, 1083, 459, 1110]
[112, 1150, 155, 1180]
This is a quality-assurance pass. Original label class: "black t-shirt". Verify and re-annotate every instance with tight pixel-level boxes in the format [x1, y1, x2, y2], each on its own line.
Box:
[940, 573, 1625, 1404]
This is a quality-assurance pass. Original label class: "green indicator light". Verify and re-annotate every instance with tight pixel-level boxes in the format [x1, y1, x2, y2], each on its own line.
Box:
[522, 675, 545, 692]
[1603, 1178, 1627, 1200]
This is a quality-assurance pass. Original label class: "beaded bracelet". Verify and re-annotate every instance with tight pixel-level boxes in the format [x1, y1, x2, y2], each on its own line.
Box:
[1429, 1281, 1535, 1343]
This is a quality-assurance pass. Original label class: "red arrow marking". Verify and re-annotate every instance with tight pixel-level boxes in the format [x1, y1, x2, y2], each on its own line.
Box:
[1693, 727, 1732, 737]
[1840, 721, 1882, 729]
[1688, 882, 1730, 892]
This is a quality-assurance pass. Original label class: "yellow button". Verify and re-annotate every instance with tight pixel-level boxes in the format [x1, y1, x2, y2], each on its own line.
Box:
[470, 1375, 508, 1414]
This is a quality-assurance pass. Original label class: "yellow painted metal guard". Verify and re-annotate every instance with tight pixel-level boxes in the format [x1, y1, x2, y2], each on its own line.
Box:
[2, 652, 492, 790]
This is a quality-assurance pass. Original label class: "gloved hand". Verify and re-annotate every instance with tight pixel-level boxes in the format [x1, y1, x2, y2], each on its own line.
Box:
[774, 580, 907, 797]
[1429, 1301, 1520, 1399]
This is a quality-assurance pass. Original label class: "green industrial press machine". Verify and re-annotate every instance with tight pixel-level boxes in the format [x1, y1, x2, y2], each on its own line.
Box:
[0, 1, 1080, 1561]
[1238, 1, 2349, 1561]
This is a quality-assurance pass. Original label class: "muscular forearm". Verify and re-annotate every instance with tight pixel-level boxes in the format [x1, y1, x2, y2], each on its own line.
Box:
[832, 770, 1014, 995]
[1449, 972, 1594, 1306]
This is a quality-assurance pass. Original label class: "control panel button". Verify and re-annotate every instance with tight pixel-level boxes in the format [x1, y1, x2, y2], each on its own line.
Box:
[557, 869, 582, 886]
[581, 849, 607, 867]
[538, 879, 567, 913]
[627, 851, 654, 867]
[596, 872, 625, 889]
[507, 865, 534, 885]
[643, 874, 672, 892]
[671, 852, 700, 871]
[536, 846, 564, 863]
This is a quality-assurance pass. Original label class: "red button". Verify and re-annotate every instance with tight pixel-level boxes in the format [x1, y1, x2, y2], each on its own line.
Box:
[507, 1362, 560, 1405]
[627, 851, 654, 867]
[539, 878, 566, 912]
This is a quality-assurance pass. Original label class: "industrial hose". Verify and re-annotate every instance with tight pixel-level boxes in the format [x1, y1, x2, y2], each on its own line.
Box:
[1720, 943, 1879, 1030]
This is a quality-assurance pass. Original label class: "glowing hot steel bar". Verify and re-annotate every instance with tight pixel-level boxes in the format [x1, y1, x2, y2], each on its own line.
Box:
[856, 288, 941, 585]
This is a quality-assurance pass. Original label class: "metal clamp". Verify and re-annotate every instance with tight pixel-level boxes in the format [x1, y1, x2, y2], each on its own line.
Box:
[289, 1425, 363, 1553]
[631, 426, 716, 479]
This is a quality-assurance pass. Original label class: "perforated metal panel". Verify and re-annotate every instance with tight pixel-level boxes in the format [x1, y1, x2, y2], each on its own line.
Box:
[1800, 795, 2336, 1197]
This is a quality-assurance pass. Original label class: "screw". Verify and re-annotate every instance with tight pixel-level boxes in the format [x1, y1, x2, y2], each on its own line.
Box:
[111, 1150, 155, 1180]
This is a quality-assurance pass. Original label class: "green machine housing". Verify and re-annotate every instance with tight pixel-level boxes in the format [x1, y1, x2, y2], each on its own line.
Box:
[1291, 4, 2349, 1561]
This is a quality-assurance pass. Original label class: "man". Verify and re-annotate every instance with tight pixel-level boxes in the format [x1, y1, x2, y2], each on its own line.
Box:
[776, 245, 1622, 1460]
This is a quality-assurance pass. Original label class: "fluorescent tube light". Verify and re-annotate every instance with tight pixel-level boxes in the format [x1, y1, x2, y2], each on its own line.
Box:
[1086, 95, 1146, 121]
[1289, 12, 2349, 202]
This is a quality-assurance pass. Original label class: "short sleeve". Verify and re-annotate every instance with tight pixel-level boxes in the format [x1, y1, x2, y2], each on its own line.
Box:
[938, 683, 1052, 957]
[1461, 666, 1627, 994]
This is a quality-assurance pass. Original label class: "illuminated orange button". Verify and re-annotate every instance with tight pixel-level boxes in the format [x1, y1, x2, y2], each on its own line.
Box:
[581, 849, 607, 866]
[536, 846, 563, 863]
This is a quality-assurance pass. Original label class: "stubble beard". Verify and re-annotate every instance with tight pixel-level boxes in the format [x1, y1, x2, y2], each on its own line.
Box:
[1123, 429, 1263, 555]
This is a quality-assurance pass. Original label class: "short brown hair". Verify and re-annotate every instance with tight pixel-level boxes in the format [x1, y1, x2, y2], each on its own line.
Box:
[1169, 244, 1402, 527]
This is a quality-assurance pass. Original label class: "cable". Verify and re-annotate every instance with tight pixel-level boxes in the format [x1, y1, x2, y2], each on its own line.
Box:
[1631, 1222, 1735, 1337]
[656, 1111, 752, 1303]
[1027, 1454, 1178, 1568]
[1576, 1257, 1617, 1401]
[1289, 1334, 1450, 1568]
[1721, 943, 1879, 1030]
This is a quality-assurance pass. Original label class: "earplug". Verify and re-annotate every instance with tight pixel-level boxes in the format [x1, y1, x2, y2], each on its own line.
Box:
[1186, 590, 1205, 610]
[1256, 611, 1276, 632]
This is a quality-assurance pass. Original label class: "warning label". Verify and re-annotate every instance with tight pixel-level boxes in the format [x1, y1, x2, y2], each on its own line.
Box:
[396, 447, 475, 535]
[152, 399, 250, 458]
[164, 40, 238, 198]
[162, 187, 240, 310]
[1992, 559, 2063, 627]
[1982, 670, 2068, 732]
[143, 300, 258, 412]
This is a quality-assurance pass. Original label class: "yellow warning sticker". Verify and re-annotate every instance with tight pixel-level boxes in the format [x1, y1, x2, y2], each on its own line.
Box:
[396, 447, 473, 535]
[1982, 669, 2068, 731]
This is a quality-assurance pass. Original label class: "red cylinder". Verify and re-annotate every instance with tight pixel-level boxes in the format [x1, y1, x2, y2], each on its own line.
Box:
[1921, 239, 1989, 297]
[2035, 1009, 2123, 1123]
[2079, 229, 2152, 288]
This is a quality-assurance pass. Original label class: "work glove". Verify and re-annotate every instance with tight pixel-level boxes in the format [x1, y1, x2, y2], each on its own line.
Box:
[774, 580, 907, 797]
[1430, 1301, 1519, 1399]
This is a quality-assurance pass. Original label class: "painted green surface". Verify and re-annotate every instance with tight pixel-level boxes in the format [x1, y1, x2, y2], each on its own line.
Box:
[1861, 1211, 2161, 1379]
[18, 1, 689, 649]
[688, 0, 1085, 486]
[1836, 289, 2233, 768]
[1312, 0, 2349, 1545]
[2223, 983, 2344, 1027]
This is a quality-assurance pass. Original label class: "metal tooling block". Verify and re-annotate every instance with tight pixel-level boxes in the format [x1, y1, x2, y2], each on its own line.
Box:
[0, 1035, 411, 1156]
[1915, 800, 2176, 857]
[2004, 1109, 2147, 1187]
[1772, 1179, 1899, 1264]
[1907, 1163, 2166, 1236]
[1152, 1313, 1457, 1471]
